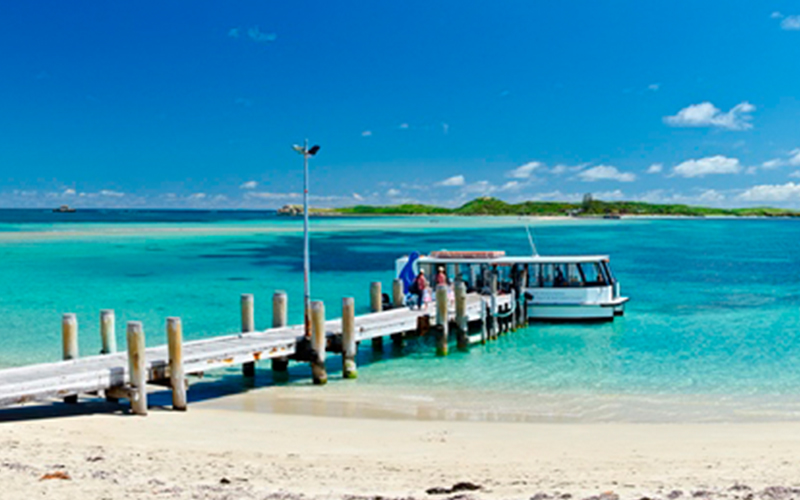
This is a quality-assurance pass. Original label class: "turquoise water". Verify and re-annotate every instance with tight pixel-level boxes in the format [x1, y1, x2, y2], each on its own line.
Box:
[2, 212, 800, 421]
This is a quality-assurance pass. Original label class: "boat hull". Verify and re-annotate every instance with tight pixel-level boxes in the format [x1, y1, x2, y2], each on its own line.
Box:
[527, 304, 616, 321]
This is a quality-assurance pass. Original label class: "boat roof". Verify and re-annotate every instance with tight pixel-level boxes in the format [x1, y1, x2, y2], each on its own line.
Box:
[417, 255, 610, 264]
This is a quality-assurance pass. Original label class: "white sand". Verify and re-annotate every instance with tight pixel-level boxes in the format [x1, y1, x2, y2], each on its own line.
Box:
[2, 398, 800, 500]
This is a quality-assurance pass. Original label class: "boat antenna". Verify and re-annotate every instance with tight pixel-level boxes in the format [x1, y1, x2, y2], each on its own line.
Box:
[525, 225, 538, 256]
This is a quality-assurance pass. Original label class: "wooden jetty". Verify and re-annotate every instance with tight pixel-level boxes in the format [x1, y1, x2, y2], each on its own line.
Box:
[0, 280, 516, 416]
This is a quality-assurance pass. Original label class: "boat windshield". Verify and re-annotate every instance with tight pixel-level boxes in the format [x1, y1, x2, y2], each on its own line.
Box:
[528, 262, 610, 288]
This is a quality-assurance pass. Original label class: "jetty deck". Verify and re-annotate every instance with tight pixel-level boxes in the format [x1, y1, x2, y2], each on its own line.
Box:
[0, 288, 516, 414]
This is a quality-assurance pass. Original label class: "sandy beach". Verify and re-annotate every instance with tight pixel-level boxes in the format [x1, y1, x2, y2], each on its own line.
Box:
[2, 395, 800, 500]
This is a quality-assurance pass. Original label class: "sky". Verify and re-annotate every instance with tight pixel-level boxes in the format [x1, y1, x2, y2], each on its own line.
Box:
[2, 1, 800, 209]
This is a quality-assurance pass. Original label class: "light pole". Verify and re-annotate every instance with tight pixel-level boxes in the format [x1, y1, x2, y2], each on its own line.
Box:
[293, 140, 320, 339]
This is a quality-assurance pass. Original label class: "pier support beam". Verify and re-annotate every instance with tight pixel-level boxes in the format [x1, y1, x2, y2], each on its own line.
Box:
[100, 309, 118, 402]
[100, 309, 116, 355]
[391, 279, 405, 349]
[310, 301, 327, 385]
[241, 294, 256, 377]
[435, 285, 449, 356]
[126, 321, 148, 416]
[490, 272, 499, 340]
[455, 281, 468, 351]
[167, 317, 187, 411]
[370, 282, 383, 352]
[62, 313, 79, 404]
[342, 297, 357, 379]
[271, 291, 289, 379]
[392, 278, 404, 308]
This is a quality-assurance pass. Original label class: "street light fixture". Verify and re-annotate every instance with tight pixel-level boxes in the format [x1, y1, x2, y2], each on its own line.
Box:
[293, 140, 320, 340]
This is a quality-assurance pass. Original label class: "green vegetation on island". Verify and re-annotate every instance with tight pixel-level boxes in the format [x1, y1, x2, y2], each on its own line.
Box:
[303, 195, 800, 217]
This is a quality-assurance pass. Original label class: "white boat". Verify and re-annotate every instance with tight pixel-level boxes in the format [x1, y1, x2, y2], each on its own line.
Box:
[395, 250, 629, 321]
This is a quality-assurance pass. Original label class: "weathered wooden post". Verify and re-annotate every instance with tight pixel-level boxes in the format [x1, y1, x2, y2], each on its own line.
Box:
[271, 291, 289, 378]
[391, 278, 405, 348]
[167, 317, 187, 411]
[480, 298, 488, 344]
[310, 300, 327, 385]
[518, 267, 528, 328]
[490, 271, 499, 340]
[370, 281, 384, 352]
[100, 309, 116, 355]
[455, 281, 468, 351]
[342, 297, 357, 379]
[126, 321, 148, 416]
[241, 294, 256, 377]
[392, 279, 404, 308]
[61, 313, 79, 403]
[435, 284, 449, 356]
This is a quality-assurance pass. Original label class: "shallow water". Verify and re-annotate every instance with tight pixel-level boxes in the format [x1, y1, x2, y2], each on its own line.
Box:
[2, 210, 800, 421]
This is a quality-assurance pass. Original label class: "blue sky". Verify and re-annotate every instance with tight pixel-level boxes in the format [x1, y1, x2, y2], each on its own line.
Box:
[2, 1, 800, 208]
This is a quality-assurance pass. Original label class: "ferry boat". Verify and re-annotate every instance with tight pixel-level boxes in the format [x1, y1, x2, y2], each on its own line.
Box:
[395, 250, 629, 321]
[53, 205, 76, 213]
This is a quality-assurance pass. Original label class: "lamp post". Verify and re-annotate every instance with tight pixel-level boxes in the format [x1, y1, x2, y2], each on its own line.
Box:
[293, 140, 320, 339]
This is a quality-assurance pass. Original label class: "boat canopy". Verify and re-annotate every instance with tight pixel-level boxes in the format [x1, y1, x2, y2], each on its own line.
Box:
[417, 253, 610, 265]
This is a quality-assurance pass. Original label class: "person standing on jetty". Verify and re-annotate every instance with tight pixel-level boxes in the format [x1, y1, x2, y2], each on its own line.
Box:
[435, 266, 449, 287]
[411, 269, 428, 309]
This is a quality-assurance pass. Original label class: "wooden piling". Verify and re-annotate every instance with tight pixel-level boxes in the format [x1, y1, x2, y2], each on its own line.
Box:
[271, 291, 289, 377]
[241, 294, 256, 377]
[126, 321, 147, 416]
[370, 281, 384, 352]
[167, 317, 187, 411]
[490, 272, 499, 340]
[61, 313, 79, 403]
[455, 281, 468, 351]
[100, 309, 116, 355]
[342, 297, 357, 379]
[480, 298, 488, 344]
[392, 278, 404, 308]
[435, 284, 449, 356]
[310, 300, 327, 385]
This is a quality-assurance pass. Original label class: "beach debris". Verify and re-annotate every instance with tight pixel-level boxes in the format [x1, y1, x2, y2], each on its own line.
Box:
[530, 494, 552, 500]
[667, 491, 684, 499]
[40, 470, 71, 481]
[729, 484, 751, 492]
[691, 490, 713, 498]
[85, 455, 104, 462]
[220, 477, 231, 485]
[760, 486, 800, 499]
[581, 492, 617, 500]
[425, 482, 482, 495]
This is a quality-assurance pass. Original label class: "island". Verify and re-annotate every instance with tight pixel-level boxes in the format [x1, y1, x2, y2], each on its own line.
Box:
[279, 195, 800, 218]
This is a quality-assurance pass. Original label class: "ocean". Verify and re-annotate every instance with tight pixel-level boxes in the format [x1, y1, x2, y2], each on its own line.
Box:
[2, 210, 800, 422]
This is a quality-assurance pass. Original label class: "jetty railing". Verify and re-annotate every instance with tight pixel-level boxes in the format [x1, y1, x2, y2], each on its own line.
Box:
[0, 279, 520, 416]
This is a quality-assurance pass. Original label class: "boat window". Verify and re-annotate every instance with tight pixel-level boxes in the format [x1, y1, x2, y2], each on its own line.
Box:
[600, 260, 616, 284]
[579, 262, 607, 286]
[527, 264, 541, 287]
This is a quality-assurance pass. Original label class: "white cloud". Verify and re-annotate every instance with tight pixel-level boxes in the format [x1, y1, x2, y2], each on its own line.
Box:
[246, 191, 301, 200]
[646, 163, 663, 174]
[99, 190, 124, 197]
[648, 83, 660, 92]
[361, 130, 372, 137]
[63, 188, 76, 196]
[500, 181, 521, 191]
[437, 175, 465, 187]
[781, 16, 800, 30]
[387, 188, 401, 197]
[577, 165, 636, 182]
[240, 180, 258, 190]
[698, 189, 725, 202]
[762, 149, 800, 169]
[789, 171, 800, 179]
[772, 12, 784, 19]
[398, 123, 409, 129]
[353, 193, 364, 201]
[664, 101, 755, 130]
[189, 193, 206, 200]
[739, 182, 800, 202]
[551, 164, 586, 175]
[506, 161, 542, 179]
[594, 189, 625, 200]
[247, 27, 277, 42]
[441, 123, 449, 135]
[672, 155, 742, 178]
